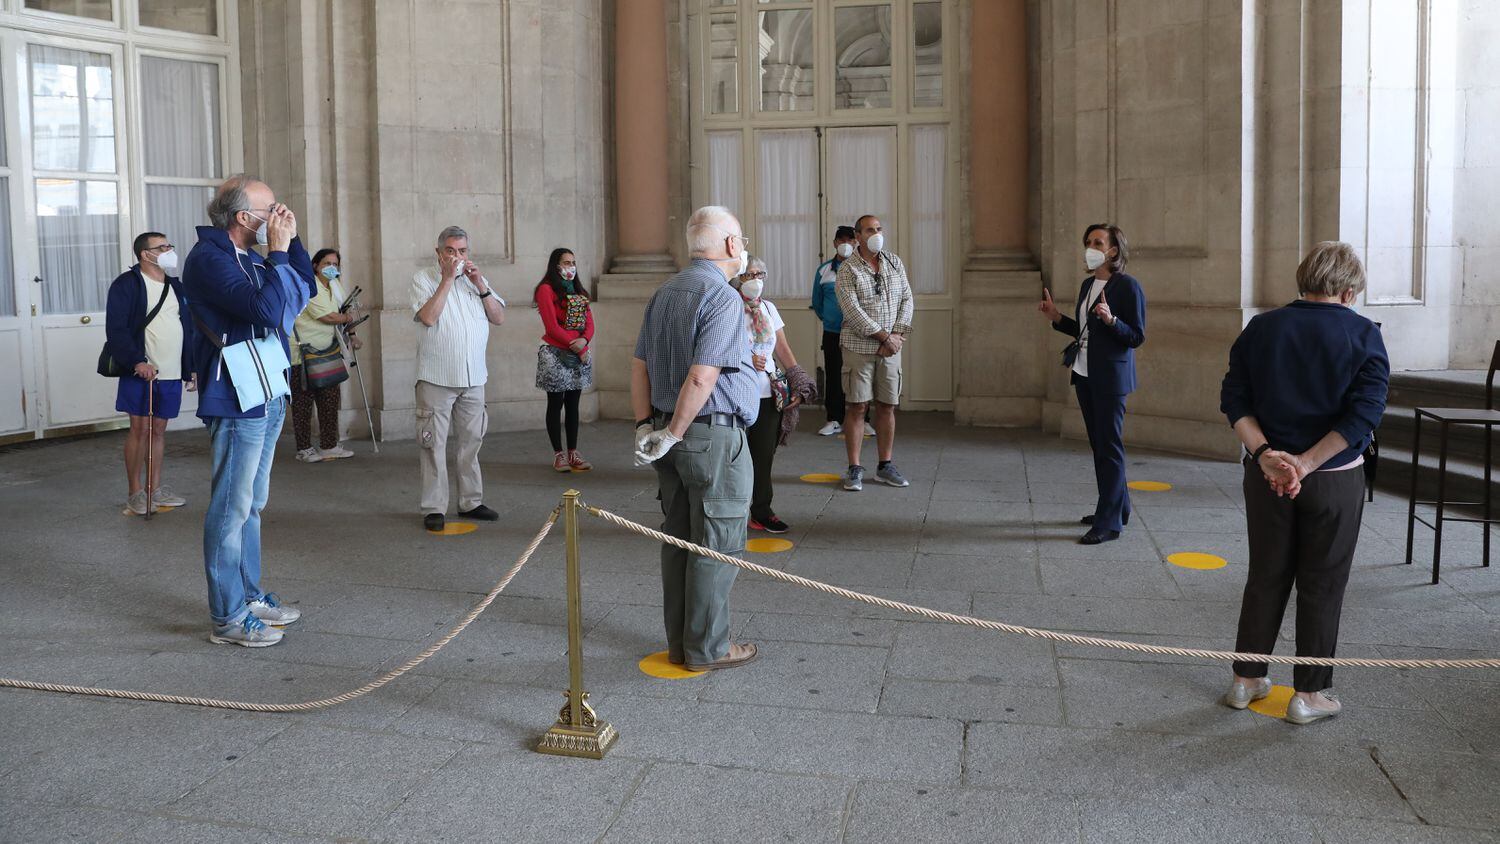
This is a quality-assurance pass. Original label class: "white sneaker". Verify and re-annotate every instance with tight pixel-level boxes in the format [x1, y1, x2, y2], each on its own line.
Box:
[125, 490, 156, 516]
[152, 485, 186, 507]
[209, 615, 284, 648]
[818, 421, 842, 436]
[318, 445, 354, 460]
[248, 593, 301, 626]
[863, 422, 876, 438]
[295, 447, 324, 463]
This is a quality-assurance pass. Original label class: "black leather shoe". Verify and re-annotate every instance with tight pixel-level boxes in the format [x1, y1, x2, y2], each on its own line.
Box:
[1080, 513, 1130, 526]
[1078, 529, 1121, 545]
[423, 513, 445, 532]
[459, 504, 500, 521]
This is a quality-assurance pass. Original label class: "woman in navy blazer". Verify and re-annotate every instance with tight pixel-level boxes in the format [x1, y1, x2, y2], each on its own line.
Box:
[1038, 223, 1147, 544]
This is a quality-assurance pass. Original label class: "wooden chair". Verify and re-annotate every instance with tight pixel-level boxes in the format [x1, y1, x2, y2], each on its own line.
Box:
[1404, 341, 1500, 583]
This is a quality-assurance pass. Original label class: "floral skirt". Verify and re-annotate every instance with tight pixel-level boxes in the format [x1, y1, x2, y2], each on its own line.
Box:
[536, 344, 593, 393]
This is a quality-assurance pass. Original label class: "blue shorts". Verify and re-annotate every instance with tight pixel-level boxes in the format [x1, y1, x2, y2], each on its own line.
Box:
[116, 377, 183, 419]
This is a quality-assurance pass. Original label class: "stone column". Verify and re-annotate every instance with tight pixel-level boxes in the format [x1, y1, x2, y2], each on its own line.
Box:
[955, 0, 1044, 427]
[608, 0, 676, 274]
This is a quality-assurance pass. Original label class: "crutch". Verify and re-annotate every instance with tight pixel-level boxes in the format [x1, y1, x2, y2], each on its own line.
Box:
[340, 318, 379, 454]
[143, 374, 154, 520]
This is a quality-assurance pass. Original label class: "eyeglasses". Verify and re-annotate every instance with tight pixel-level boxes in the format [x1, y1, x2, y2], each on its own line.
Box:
[873, 272, 883, 296]
[704, 224, 749, 251]
[147, 243, 175, 252]
[744, 271, 767, 280]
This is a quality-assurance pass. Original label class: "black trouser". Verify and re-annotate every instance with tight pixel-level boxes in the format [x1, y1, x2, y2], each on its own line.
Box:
[1074, 379, 1131, 532]
[822, 331, 846, 423]
[545, 389, 581, 452]
[1233, 461, 1366, 692]
[746, 396, 782, 522]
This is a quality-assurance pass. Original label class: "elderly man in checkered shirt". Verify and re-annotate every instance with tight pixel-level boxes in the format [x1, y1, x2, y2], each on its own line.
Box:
[835, 214, 914, 492]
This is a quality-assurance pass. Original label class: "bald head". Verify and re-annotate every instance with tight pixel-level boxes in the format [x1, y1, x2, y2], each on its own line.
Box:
[207, 174, 275, 248]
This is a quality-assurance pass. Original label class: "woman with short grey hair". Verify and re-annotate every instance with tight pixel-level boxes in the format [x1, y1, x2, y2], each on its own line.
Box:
[1218, 241, 1389, 725]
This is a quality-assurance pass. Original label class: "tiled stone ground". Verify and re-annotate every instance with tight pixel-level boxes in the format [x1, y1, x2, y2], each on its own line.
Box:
[2, 415, 1498, 842]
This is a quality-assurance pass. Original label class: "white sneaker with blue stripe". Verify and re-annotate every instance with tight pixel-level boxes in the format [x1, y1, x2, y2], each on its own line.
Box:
[209, 614, 284, 648]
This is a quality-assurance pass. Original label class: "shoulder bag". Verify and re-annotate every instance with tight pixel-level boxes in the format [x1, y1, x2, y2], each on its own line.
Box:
[98, 279, 171, 377]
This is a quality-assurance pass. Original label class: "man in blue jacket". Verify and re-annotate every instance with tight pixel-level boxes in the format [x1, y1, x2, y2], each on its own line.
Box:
[809, 225, 867, 437]
[182, 175, 314, 647]
[104, 231, 195, 515]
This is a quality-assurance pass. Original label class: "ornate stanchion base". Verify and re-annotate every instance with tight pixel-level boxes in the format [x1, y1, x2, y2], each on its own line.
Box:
[535, 691, 618, 759]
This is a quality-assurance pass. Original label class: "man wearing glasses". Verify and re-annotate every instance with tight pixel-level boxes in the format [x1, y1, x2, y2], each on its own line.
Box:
[631, 205, 761, 672]
[835, 214, 914, 492]
[104, 232, 196, 515]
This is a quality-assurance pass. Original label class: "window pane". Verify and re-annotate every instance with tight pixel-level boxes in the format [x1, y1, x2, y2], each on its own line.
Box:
[706, 130, 743, 218]
[141, 57, 221, 179]
[755, 130, 819, 300]
[758, 9, 814, 112]
[709, 11, 739, 114]
[140, 0, 218, 35]
[0, 180, 12, 317]
[146, 184, 211, 264]
[909, 124, 946, 294]
[36, 179, 118, 314]
[913, 2, 943, 108]
[835, 5, 892, 110]
[24, 0, 111, 21]
[29, 45, 116, 174]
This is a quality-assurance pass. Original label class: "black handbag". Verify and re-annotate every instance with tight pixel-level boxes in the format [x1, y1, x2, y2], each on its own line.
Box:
[98, 280, 171, 377]
[1061, 340, 1080, 368]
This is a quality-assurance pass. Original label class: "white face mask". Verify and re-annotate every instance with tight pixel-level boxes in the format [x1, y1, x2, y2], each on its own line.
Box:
[453, 258, 466, 277]
[152, 249, 179, 272]
[244, 212, 269, 246]
[866, 233, 885, 253]
[560, 266, 577, 281]
[1084, 248, 1108, 271]
[733, 249, 749, 277]
[836, 242, 854, 259]
[740, 278, 764, 300]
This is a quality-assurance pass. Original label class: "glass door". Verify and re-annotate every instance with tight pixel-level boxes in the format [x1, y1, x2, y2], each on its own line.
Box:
[0, 43, 32, 437]
[23, 36, 127, 429]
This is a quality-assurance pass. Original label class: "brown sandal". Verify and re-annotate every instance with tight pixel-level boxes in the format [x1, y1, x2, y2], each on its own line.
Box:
[685, 642, 758, 672]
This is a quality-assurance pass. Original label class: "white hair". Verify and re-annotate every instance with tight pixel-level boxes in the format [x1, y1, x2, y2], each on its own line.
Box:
[745, 254, 766, 275]
[685, 205, 741, 257]
[437, 225, 469, 248]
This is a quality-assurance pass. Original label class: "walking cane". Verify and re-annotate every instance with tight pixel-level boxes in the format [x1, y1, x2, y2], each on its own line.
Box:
[143, 374, 154, 521]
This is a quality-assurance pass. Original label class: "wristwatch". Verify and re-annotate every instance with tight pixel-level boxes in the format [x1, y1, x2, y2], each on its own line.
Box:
[1250, 443, 1272, 462]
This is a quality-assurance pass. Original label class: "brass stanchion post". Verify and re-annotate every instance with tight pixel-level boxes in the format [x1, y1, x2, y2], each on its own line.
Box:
[535, 489, 618, 759]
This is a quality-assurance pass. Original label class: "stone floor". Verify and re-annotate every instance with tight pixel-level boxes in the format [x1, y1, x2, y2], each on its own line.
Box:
[2, 413, 1498, 843]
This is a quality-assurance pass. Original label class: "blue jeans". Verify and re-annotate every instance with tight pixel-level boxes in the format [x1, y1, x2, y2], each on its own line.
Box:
[203, 398, 284, 625]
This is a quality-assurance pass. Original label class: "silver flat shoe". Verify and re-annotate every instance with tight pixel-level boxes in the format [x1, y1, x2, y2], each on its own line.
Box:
[1285, 692, 1342, 725]
[1222, 677, 1272, 710]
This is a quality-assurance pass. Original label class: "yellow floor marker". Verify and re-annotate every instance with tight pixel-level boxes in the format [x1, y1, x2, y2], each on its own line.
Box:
[1167, 552, 1227, 570]
[638, 651, 705, 679]
[746, 538, 794, 553]
[1128, 480, 1173, 492]
[1247, 684, 1296, 718]
[429, 522, 478, 536]
[800, 473, 842, 484]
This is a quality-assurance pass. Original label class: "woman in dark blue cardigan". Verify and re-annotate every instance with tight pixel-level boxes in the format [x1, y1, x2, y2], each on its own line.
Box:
[1039, 223, 1147, 545]
[1219, 241, 1389, 725]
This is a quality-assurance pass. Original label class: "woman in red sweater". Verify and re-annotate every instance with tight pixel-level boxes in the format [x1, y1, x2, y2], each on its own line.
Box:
[534, 247, 595, 471]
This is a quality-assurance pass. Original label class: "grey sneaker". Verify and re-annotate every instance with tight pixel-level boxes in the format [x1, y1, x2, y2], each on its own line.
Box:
[876, 463, 910, 487]
[125, 490, 155, 516]
[318, 445, 354, 460]
[1285, 692, 1341, 725]
[842, 465, 865, 492]
[152, 486, 186, 507]
[209, 614, 284, 648]
[248, 593, 301, 626]
[1222, 677, 1272, 710]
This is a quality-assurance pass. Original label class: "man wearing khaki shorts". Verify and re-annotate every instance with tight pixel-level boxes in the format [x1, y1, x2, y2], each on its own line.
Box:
[835, 215, 913, 492]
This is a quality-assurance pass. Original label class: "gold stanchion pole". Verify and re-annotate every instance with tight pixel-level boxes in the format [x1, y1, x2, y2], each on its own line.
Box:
[535, 489, 618, 759]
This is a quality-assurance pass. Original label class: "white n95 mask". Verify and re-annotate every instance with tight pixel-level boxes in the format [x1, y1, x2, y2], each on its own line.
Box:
[866, 233, 885, 253]
[1084, 248, 1108, 271]
[154, 249, 179, 272]
[836, 243, 854, 259]
[740, 279, 764, 300]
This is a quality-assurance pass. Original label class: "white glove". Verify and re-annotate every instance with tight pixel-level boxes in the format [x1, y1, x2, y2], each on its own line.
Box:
[634, 429, 682, 466]
[634, 422, 654, 453]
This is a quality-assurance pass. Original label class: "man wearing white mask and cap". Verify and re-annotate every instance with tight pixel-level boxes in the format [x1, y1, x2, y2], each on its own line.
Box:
[104, 231, 197, 515]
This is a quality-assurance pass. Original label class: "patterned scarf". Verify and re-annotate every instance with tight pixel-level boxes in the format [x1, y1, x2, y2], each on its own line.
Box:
[744, 296, 772, 345]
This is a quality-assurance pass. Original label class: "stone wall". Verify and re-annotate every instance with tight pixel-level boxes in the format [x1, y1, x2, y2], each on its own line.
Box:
[238, 0, 609, 443]
[1452, 0, 1500, 368]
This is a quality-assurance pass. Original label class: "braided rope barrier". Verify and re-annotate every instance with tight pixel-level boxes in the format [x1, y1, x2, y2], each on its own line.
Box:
[583, 502, 1500, 670]
[0, 507, 560, 711]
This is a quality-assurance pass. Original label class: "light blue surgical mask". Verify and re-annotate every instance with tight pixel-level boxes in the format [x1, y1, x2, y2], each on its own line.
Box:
[320, 265, 341, 281]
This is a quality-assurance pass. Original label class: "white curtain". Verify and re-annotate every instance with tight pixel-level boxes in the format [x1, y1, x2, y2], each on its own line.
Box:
[826, 126, 895, 249]
[755, 129, 818, 300]
[706, 130, 743, 219]
[908, 124, 946, 294]
[141, 57, 220, 179]
[146, 184, 212, 264]
[37, 179, 118, 314]
[0, 181, 12, 317]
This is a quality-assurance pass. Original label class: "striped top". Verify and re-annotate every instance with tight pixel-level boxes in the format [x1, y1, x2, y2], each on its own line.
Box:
[410, 267, 495, 389]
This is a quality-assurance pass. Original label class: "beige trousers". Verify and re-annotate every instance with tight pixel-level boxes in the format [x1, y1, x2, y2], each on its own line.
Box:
[416, 380, 488, 514]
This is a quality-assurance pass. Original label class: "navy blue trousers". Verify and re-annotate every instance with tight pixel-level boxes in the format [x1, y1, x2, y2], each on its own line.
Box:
[1074, 380, 1131, 532]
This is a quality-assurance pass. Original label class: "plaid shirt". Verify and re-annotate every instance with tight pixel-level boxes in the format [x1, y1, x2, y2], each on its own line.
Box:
[836, 250, 914, 355]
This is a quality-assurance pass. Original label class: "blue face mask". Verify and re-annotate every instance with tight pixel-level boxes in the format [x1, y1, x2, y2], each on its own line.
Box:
[320, 265, 340, 281]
